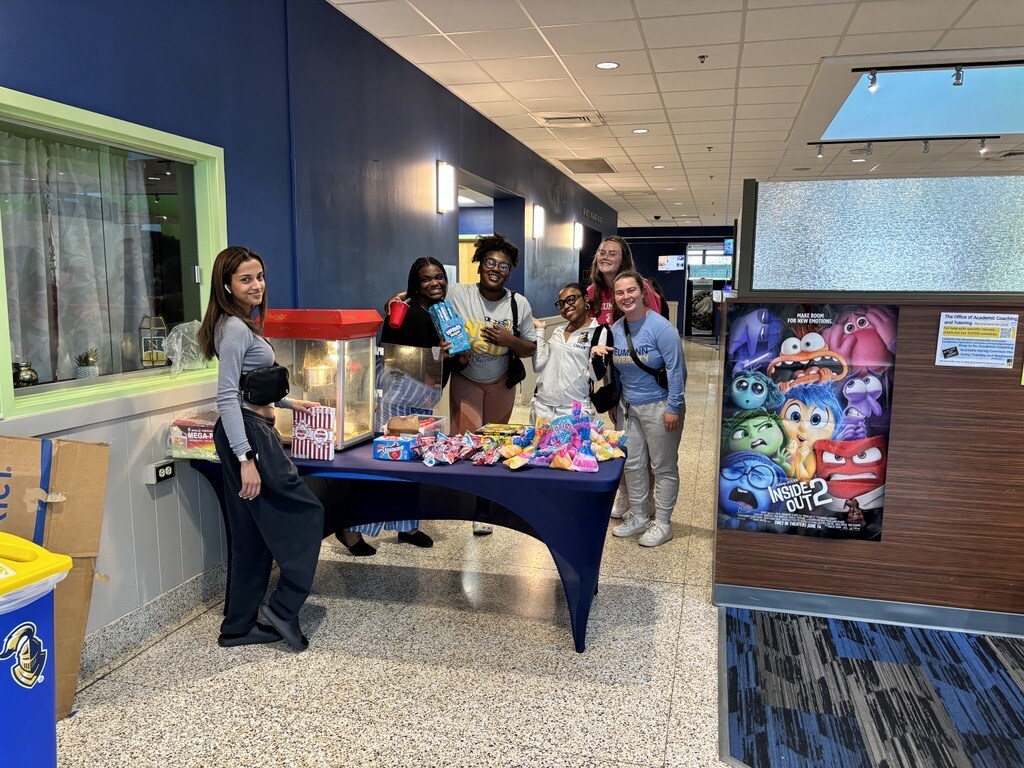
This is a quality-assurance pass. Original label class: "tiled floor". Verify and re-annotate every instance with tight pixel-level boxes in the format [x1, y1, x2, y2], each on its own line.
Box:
[58, 340, 726, 768]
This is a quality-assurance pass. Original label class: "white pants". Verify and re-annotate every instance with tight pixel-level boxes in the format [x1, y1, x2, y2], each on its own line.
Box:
[623, 400, 682, 524]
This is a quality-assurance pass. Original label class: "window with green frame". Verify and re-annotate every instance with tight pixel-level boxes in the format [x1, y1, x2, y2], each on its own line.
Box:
[0, 87, 226, 419]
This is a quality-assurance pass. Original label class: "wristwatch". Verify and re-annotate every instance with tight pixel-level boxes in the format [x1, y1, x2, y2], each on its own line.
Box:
[237, 449, 255, 463]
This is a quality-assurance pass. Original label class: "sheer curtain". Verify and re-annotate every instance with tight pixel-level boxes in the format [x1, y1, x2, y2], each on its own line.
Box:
[0, 129, 154, 383]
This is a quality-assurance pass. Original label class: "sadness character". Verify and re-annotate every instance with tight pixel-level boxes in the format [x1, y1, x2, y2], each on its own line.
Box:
[727, 371, 785, 412]
[780, 383, 844, 482]
[721, 409, 791, 474]
[718, 451, 788, 532]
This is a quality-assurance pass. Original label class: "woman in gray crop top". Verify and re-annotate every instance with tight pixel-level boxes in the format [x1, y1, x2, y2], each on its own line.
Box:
[198, 246, 324, 652]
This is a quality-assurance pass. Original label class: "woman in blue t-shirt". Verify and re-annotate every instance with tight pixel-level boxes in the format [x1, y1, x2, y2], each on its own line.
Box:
[592, 270, 686, 548]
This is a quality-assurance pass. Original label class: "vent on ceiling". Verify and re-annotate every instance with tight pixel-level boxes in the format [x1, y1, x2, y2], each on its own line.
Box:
[533, 111, 605, 129]
[993, 151, 1024, 160]
[559, 158, 616, 174]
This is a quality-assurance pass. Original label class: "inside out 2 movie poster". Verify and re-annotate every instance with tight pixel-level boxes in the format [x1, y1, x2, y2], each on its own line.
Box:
[719, 304, 898, 540]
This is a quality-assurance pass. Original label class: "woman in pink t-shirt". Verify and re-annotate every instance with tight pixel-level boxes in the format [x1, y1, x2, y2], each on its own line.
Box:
[585, 236, 662, 325]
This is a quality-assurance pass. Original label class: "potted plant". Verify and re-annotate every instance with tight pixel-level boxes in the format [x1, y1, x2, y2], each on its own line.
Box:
[75, 348, 100, 379]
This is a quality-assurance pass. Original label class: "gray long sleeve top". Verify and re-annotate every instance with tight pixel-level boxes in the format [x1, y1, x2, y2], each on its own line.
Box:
[214, 316, 292, 458]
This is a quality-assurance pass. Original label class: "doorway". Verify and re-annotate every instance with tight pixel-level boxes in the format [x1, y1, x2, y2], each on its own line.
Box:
[577, 224, 602, 284]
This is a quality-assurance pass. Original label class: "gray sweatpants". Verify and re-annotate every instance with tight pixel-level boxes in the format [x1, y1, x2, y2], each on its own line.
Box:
[623, 399, 682, 524]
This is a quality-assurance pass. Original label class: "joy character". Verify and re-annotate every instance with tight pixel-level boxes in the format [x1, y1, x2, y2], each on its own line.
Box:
[727, 370, 785, 412]
[718, 451, 788, 532]
[721, 408, 791, 475]
[779, 383, 844, 482]
[813, 435, 887, 535]
[822, 306, 897, 376]
[767, 328, 848, 392]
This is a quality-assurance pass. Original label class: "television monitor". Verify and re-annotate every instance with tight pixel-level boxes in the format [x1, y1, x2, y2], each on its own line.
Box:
[658, 254, 686, 271]
[723, 237, 735, 256]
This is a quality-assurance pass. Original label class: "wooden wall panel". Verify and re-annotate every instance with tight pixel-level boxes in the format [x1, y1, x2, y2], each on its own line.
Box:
[715, 303, 1024, 614]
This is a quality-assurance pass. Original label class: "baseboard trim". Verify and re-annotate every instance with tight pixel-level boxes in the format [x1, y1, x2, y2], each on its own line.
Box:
[713, 584, 1024, 639]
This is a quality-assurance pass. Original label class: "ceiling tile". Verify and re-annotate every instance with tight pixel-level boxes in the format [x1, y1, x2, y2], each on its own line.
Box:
[591, 93, 665, 111]
[734, 117, 793, 132]
[449, 82, 511, 101]
[409, 0, 530, 33]
[741, 37, 840, 67]
[478, 56, 568, 81]
[490, 114, 542, 131]
[507, 127, 557, 142]
[521, 0, 635, 26]
[649, 43, 740, 73]
[576, 73, 659, 96]
[847, 0, 969, 34]
[738, 64, 818, 88]
[934, 25, 1024, 49]
[837, 30, 943, 55]
[662, 89, 735, 108]
[474, 100, 530, 117]
[636, 0, 742, 16]
[734, 102, 801, 120]
[419, 61, 492, 85]
[745, 4, 855, 42]
[663, 105, 735, 122]
[601, 109, 670, 125]
[385, 35, 470, 63]
[542, 20, 644, 54]
[503, 79, 582, 99]
[658, 68, 737, 92]
[450, 28, 550, 59]
[520, 96, 595, 112]
[559, 50, 652, 78]
[736, 85, 808, 105]
[340, 1, 436, 37]
[958, 0, 1024, 27]
[640, 12, 743, 49]
[671, 119, 734, 133]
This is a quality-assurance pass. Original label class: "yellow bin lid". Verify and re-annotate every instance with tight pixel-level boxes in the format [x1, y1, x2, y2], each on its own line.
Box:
[0, 532, 73, 598]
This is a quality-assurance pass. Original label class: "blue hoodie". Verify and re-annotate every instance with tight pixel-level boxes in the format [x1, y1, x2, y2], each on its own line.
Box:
[611, 310, 686, 414]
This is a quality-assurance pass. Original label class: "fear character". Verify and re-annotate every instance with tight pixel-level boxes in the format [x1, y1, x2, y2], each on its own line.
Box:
[727, 308, 785, 374]
[822, 306, 897, 376]
[813, 435, 887, 537]
[779, 383, 844, 482]
[718, 451, 789, 532]
[767, 328, 848, 392]
[836, 375, 883, 440]
[727, 371, 785, 412]
[721, 408, 791, 474]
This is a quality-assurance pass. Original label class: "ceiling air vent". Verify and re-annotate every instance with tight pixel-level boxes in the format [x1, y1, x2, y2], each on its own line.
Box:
[533, 111, 605, 129]
[559, 158, 616, 174]
[992, 151, 1024, 160]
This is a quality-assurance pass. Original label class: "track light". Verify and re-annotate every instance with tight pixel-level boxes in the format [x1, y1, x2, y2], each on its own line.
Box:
[979, 138, 988, 154]
[922, 140, 930, 154]
[867, 70, 878, 93]
[866, 142, 873, 156]
[953, 66, 964, 86]
[816, 144, 823, 159]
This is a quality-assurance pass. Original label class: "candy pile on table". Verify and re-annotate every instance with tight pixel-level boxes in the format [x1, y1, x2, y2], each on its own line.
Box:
[411, 401, 625, 472]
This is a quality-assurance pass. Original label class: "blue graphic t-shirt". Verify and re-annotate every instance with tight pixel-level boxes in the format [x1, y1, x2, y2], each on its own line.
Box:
[610, 310, 687, 414]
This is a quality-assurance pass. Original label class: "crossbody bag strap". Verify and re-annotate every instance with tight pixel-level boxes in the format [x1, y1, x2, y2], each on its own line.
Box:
[508, 290, 519, 356]
[624, 320, 667, 380]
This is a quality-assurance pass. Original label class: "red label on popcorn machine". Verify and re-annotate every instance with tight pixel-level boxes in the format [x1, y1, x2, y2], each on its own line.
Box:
[291, 406, 336, 461]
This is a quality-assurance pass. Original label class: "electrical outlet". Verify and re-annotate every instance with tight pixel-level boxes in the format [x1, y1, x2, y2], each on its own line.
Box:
[144, 460, 176, 485]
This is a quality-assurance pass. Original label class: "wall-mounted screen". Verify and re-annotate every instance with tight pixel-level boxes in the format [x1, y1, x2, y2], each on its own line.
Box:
[752, 177, 1024, 293]
[658, 254, 686, 271]
[724, 237, 735, 255]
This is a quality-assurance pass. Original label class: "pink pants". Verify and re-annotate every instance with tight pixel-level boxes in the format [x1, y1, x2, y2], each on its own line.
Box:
[449, 372, 517, 434]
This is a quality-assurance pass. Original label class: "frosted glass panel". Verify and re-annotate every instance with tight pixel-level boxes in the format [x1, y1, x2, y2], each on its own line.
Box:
[752, 177, 1024, 292]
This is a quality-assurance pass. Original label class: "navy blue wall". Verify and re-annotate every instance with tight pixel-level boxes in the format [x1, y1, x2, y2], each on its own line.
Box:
[1, 0, 617, 313]
[458, 208, 494, 236]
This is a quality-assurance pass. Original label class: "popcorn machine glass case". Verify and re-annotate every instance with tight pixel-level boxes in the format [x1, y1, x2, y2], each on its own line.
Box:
[263, 309, 382, 450]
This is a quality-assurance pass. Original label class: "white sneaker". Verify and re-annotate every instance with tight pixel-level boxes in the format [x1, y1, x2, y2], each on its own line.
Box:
[639, 520, 673, 547]
[613, 514, 650, 538]
[472, 521, 494, 535]
[610, 502, 629, 520]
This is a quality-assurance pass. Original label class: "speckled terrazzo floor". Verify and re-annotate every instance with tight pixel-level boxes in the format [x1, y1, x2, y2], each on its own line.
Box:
[57, 341, 726, 768]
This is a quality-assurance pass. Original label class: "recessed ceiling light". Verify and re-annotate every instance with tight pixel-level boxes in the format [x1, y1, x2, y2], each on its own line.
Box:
[673, 202, 682, 205]
[665, 187, 674, 191]
[631, 128, 649, 134]
[596, 61, 619, 70]
[852, 158, 867, 163]
[652, 164, 666, 169]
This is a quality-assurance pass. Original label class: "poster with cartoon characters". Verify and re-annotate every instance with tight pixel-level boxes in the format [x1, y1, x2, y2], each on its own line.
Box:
[719, 304, 898, 540]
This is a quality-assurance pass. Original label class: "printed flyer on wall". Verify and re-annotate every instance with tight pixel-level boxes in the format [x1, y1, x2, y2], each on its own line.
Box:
[934, 312, 1018, 370]
[719, 304, 899, 540]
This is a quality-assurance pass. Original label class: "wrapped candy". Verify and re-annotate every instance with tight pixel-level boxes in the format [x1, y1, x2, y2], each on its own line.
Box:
[551, 447, 574, 471]
[503, 454, 530, 470]
[571, 441, 599, 473]
[499, 443, 523, 459]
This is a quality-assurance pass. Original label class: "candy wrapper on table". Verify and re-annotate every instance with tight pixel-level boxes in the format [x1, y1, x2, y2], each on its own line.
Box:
[373, 434, 419, 461]
[292, 406, 337, 460]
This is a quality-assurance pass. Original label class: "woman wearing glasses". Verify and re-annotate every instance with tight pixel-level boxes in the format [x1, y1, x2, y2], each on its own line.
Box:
[531, 282, 607, 422]
[586, 236, 661, 325]
[448, 233, 537, 534]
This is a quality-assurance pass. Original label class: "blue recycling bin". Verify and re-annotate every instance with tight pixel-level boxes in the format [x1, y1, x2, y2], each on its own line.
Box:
[0, 532, 72, 768]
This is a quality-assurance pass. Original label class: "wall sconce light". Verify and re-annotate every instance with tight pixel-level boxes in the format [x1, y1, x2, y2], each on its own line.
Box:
[573, 221, 584, 250]
[533, 204, 545, 239]
[436, 160, 455, 214]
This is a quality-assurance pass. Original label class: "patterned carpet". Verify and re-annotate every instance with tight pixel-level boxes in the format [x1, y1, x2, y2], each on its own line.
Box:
[726, 608, 1024, 768]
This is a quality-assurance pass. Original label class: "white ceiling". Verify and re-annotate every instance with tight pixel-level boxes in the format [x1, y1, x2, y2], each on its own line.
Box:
[328, 0, 1024, 228]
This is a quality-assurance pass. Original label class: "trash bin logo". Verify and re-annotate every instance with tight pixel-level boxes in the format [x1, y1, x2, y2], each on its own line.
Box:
[0, 621, 47, 689]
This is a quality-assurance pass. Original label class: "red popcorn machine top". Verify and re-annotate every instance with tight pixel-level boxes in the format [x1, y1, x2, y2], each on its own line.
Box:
[263, 309, 383, 450]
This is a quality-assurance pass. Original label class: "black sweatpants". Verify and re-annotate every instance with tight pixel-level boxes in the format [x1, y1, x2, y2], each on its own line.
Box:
[213, 410, 324, 635]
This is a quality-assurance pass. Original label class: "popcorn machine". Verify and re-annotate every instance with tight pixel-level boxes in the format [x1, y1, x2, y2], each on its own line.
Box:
[263, 309, 382, 450]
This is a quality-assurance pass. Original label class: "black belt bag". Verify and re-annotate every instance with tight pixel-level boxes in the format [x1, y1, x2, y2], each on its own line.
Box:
[240, 363, 290, 406]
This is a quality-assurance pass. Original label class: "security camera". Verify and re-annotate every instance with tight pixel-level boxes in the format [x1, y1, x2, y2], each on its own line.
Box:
[698, 54, 708, 64]
[653, 215, 662, 220]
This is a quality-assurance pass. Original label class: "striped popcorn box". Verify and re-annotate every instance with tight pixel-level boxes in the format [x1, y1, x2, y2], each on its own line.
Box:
[291, 406, 336, 461]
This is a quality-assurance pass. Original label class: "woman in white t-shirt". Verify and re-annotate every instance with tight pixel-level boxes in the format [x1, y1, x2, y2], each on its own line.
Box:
[531, 282, 608, 422]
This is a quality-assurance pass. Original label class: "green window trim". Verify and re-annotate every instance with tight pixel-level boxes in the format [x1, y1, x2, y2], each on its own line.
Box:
[0, 86, 226, 420]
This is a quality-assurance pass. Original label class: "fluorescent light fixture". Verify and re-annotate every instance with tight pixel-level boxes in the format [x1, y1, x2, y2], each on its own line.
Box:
[573, 221, 583, 250]
[852, 158, 867, 163]
[631, 128, 649, 134]
[532, 204, 545, 239]
[596, 61, 619, 70]
[457, 195, 474, 205]
[652, 164, 666, 169]
[436, 160, 455, 213]
[867, 70, 878, 93]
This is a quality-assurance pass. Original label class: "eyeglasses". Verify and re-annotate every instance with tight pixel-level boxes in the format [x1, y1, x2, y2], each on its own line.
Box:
[483, 257, 511, 274]
[721, 464, 779, 489]
[554, 294, 583, 310]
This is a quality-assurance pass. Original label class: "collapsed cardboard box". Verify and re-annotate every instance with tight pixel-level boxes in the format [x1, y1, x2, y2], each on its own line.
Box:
[0, 434, 110, 719]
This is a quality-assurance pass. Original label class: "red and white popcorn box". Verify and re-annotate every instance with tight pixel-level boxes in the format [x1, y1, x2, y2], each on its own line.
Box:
[291, 406, 336, 461]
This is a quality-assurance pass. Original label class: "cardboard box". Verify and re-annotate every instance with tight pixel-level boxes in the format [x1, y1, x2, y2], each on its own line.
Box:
[372, 435, 418, 461]
[292, 406, 336, 461]
[0, 434, 110, 719]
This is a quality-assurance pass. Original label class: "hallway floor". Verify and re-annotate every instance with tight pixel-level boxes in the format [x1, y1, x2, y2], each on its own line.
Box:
[58, 341, 726, 768]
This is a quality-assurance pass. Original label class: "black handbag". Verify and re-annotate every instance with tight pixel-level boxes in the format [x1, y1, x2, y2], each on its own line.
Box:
[625, 320, 669, 389]
[240, 363, 290, 406]
[504, 290, 527, 389]
[588, 324, 620, 413]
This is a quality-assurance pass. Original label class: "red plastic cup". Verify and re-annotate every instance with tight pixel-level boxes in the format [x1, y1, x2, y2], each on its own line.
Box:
[388, 299, 409, 329]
